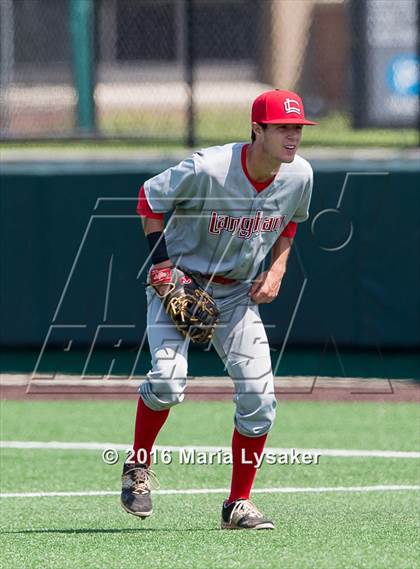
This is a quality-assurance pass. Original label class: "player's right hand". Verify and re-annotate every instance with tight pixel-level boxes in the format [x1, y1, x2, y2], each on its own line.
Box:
[249, 270, 283, 304]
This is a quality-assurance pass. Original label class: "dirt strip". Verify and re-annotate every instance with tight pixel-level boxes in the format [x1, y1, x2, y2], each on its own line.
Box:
[1, 375, 418, 402]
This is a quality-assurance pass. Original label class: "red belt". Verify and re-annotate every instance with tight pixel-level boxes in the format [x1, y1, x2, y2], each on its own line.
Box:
[201, 274, 238, 285]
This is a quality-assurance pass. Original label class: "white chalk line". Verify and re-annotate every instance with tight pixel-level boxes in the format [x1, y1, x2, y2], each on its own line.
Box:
[1, 485, 419, 499]
[1, 441, 419, 459]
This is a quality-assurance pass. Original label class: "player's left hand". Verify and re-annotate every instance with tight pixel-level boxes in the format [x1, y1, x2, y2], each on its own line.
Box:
[249, 270, 283, 304]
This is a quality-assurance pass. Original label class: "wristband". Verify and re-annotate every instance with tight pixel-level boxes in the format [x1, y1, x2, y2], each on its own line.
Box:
[150, 266, 173, 286]
[147, 231, 170, 265]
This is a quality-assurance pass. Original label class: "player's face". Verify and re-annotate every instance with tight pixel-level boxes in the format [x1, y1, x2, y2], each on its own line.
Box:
[261, 124, 303, 163]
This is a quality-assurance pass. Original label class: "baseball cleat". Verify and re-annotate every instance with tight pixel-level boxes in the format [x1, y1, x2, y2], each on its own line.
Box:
[120, 462, 159, 518]
[221, 499, 275, 530]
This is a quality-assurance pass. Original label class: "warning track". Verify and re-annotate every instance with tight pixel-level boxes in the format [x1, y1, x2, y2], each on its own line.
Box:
[0, 375, 419, 402]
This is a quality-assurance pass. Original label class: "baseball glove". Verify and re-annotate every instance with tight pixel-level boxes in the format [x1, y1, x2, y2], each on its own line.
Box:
[149, 266, 219, 344]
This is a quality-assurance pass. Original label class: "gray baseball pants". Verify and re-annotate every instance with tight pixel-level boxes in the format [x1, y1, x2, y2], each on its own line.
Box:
[140, 276, 276, 437]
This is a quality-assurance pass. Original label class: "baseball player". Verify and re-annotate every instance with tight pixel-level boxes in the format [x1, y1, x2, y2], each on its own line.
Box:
[121, 89, 316, 530]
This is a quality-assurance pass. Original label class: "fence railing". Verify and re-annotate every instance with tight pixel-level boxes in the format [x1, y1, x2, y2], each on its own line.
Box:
[0, 0, 419, 146]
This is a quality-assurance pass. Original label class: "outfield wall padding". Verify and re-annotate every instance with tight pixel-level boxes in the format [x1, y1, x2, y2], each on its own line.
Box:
[1, 159, 419, 354]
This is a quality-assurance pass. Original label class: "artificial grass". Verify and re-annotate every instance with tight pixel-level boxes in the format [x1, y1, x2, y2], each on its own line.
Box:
[1, 493, 418, 569]
[1, 400, 419, 451]
[1, 400, 419, 568]
[1, 448, 419, 493]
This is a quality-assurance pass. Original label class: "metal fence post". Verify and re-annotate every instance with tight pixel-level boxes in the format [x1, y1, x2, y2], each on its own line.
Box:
[350, 0, 367, 129]
[0, 0, 15, 135]
[69, 0, 96, 134]
[185, 0, 195, 147]
[417, 0, 420, 145]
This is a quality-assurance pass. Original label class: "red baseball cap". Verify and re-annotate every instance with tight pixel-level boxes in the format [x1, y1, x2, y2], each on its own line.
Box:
[252, 89, 317, 125]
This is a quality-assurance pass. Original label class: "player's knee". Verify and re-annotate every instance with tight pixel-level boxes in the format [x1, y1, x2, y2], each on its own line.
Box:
[139, 380, 186, 410]
[235, 394, 277, 437]
[150, 356, 188, 382]
[151, 347, 188, 380]
[140, 357, 187, 410]
[152, 390, 185, 408]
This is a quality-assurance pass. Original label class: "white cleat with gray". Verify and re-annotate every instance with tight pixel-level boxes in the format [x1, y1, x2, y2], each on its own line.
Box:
[221, 499, 275, 530]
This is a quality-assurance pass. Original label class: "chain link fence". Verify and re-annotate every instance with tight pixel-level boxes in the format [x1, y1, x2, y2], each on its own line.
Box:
[0, 0, 419, 146]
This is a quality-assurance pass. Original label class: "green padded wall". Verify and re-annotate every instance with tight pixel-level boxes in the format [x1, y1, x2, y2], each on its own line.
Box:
[1, 160, 419, 359]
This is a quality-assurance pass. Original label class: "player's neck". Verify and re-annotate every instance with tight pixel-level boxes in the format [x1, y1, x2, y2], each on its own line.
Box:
[247, 143, 281, 182]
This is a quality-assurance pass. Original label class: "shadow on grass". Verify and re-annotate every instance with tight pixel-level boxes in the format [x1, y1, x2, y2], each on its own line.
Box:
[1, 527, 220, 535]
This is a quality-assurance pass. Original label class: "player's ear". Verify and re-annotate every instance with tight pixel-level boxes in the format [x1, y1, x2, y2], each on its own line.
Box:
[251, 122, 264, 139]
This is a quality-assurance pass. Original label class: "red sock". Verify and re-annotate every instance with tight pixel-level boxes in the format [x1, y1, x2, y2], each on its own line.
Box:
[132, 398, 169, 466]
[228, 428, 267, 503]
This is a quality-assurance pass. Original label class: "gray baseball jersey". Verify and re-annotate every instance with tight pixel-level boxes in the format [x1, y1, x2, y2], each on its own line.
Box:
[144, 142, 313, 282]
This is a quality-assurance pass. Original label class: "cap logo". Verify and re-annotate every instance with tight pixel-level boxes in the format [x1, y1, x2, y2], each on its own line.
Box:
[284, 98, 301, 115]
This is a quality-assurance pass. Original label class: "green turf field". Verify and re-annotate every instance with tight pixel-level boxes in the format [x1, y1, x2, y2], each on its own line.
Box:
[1, 401, 419, 569]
